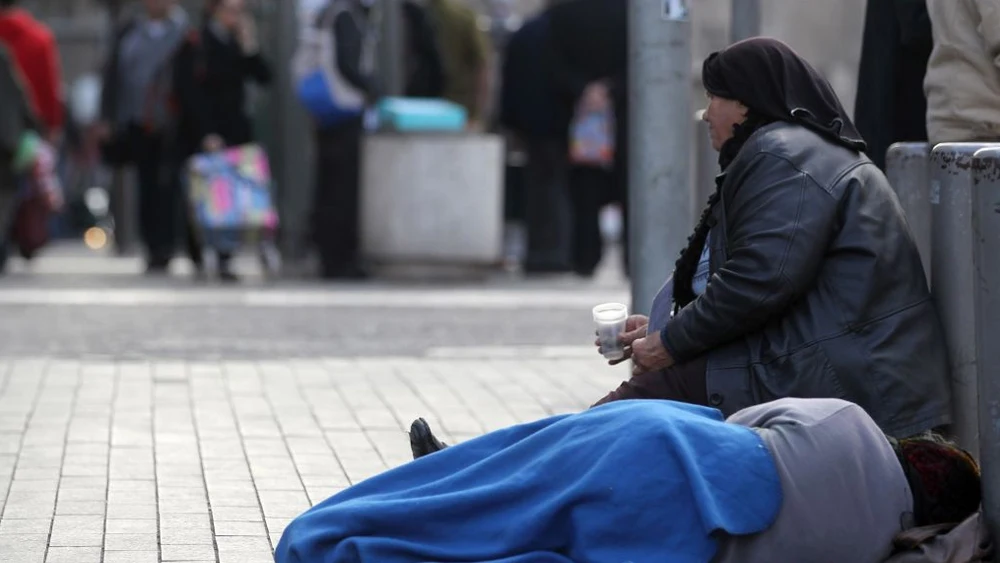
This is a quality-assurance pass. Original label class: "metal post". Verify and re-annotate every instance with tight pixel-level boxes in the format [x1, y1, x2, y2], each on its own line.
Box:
[885, 142, 932, 284]
[109, 165, 139, 256]
[272, 0, 314, 266]
[973, 146, 1000, 543]
[629, 0, 693, 315]
[378, 0, 405, 96]
[730, 0, 761, 44]
[929, 142, 997, 456]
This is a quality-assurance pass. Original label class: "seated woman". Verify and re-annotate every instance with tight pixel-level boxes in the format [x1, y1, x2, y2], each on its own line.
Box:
[275, 398, 980, 563]
[411, 37, 950, 458]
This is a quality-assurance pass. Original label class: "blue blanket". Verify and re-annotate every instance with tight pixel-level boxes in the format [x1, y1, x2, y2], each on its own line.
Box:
[274, 400, 782, 563]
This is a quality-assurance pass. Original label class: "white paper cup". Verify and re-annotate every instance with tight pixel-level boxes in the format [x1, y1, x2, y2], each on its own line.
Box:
[593, 302, 628, 360]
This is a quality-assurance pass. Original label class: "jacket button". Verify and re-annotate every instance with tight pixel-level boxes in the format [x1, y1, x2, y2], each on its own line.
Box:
[709, 393, 723, 406]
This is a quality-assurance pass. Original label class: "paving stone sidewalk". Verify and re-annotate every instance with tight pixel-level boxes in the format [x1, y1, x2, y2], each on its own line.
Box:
[0, 356, 627, 563]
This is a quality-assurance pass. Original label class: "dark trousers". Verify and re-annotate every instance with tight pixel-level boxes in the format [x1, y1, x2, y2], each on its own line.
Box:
[131, 125, 179, 263]
[569, 165, 615, 276]
[312, 120, 363, 275]
[524, 138, 572, 271]
[591, 355, 709, 408]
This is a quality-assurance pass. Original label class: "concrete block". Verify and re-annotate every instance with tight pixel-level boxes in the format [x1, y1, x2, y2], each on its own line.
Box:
[360, 133, 505, 273]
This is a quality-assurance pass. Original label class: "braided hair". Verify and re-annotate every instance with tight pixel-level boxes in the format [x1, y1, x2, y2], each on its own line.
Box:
[671, 110, 775, 313]
[889, 433, 981, 527]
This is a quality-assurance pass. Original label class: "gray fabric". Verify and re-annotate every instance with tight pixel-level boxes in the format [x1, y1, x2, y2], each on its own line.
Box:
[663, 121, 951, 438]
[715, 398, 913, 563]
[114, 7, 188, 127]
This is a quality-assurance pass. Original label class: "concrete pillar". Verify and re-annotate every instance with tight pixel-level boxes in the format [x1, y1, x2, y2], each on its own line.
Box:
[885, 142, 932, 283]
[973, 146, 1000, 543]
[629, 0, 693, 315]
[729, 0, 760, 43]
[929, 142, 997, 455]
[271, 0, 314, 266]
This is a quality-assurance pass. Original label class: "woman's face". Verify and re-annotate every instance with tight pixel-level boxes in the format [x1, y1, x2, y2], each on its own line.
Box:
[703, 94, 747, 151]
[214, 0, 245, 31]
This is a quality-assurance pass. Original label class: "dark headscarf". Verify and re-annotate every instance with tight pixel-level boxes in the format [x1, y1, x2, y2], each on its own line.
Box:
[702, 37, 866, 165]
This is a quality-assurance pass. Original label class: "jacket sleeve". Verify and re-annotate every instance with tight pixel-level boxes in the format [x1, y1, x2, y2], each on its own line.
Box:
[35, 31, 63, 133]
[333, 12, 377, 97]
[974, 0, 1000, 71]
[662, 153, 838, 362]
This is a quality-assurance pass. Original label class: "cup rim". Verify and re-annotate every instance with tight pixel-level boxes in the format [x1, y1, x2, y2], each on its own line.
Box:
[593, 302, 628, 322]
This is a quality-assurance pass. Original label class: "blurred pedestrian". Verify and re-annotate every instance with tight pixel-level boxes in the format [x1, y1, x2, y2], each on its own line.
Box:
[172, 0, 273, 281]
[0, 0, 63, 144]
[297, 0, 379, 280]
[498, 11, 571, 275]
[423, 0, 491, 130]
[0, 42, 40, 273]
[854, 0, 933, 170]
[528, 0, 626, 275]
[98, 0, 190, 273]
[924, 0, 1000, 143]
[401, 1, 445, 99]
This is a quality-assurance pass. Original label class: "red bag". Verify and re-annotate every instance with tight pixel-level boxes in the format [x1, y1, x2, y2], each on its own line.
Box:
[8, 138, 61, 258]
[9, 188, 50, 258]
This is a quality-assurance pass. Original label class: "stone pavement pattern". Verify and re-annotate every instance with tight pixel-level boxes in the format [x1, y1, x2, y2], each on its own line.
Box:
[0, 246, 631, 562]
[0, 357, 624, 563]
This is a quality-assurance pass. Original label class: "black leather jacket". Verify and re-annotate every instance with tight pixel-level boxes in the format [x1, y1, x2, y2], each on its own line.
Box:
[664, 122, 951, 438]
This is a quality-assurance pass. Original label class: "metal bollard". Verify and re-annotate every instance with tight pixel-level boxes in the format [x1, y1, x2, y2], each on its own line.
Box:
[929, 142, 999, 456]
[109, 167, 138, 256]
[885, 143, 932, 283]
[973, 147, 1000, 542]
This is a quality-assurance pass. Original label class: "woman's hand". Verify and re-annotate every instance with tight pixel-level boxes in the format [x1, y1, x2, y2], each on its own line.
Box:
[237, 13, 259, 55]
[630, 331, 676, 376]
[595, 314, 649, 365]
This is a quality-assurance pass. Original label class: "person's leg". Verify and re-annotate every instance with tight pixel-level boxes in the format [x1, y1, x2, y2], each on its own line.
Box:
[523, 137, 573, 273]
[569, 165, 606, 277]
[590, 355, 709, 408]
[313, 121, 366, 279]
[133, 129, 171, 271]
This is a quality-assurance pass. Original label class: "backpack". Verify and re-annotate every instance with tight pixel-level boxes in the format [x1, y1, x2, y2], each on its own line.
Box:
[883, 507, 994, 563]
[291, 0, 375, 127]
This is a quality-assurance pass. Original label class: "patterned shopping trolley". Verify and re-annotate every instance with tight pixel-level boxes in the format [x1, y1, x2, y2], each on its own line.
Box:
[186, 144, 281, 277]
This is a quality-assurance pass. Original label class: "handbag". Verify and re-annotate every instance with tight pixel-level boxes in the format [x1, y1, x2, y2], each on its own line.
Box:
[8, 132, 61, 257]
[186, 143, 278, 233]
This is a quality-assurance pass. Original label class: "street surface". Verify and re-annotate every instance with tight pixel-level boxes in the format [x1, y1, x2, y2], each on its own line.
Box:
[0, 244, 632, 562]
